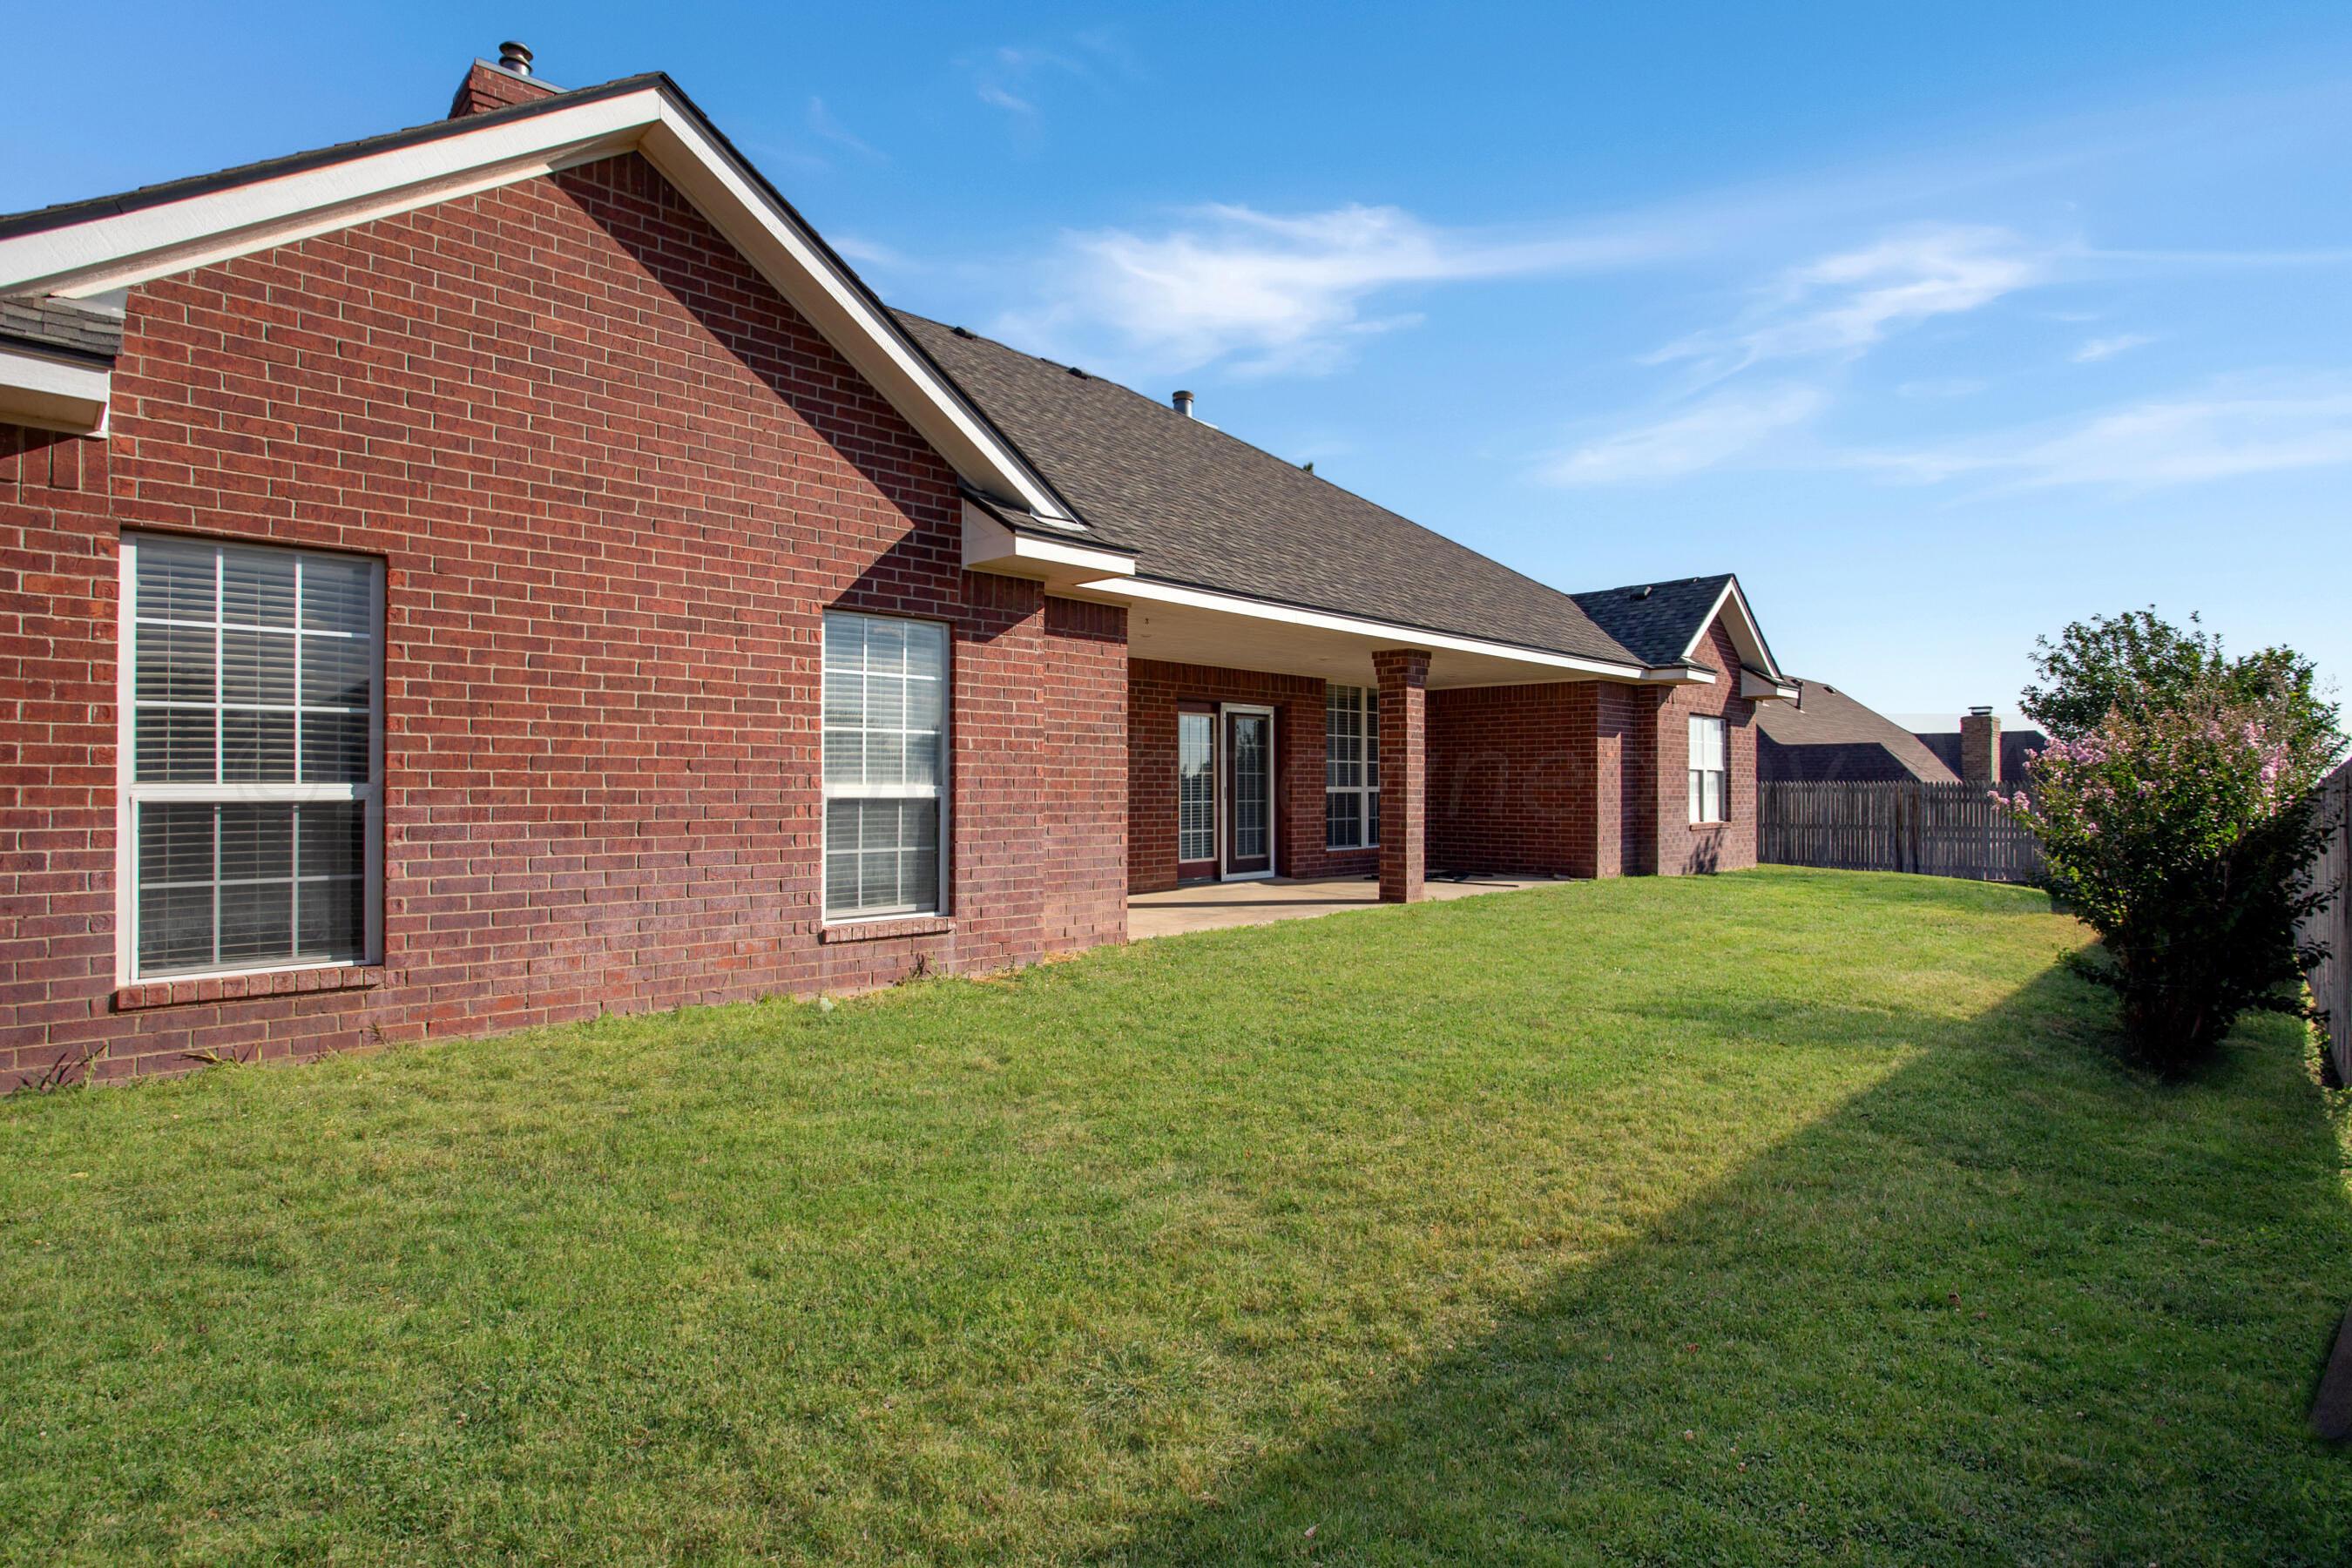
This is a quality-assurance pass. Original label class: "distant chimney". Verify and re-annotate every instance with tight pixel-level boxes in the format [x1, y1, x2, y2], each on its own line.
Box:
[1960, 706, 2001, 787]
[449, 41, 559, 118]
[1172, 390, 1194, 419]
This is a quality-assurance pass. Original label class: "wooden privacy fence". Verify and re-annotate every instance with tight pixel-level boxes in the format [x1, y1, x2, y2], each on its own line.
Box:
[1760, 781, 2046, 884]
[2299, 760, 2352, 1085]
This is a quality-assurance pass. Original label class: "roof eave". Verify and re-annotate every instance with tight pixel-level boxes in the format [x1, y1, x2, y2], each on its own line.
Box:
[0, 76, 1084, 530]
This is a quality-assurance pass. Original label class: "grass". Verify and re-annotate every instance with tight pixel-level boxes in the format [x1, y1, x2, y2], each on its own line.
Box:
[3, 868, 2349, 1564]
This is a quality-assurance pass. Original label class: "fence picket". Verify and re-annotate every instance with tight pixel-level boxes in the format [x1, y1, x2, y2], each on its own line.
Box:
[1759, 781, 2044, 885]
[2296, 762, 2352, 1085]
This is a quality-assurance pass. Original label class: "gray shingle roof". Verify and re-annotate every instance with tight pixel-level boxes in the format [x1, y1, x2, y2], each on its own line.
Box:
[1567, 576, 1734, 669]
[896, 314, 1653, 669]
[1757, 679, 1959, 783]
[0, 295, 124, 362]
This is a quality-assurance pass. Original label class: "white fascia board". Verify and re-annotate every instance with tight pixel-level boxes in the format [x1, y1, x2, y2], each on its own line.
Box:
[0, 87, 1079, 529]
[963, 499, 1136, 586]
[638, 105, 1078, 527]
[0, 93, 659, 298]
[0, 343, 110, 434]
[1742, 670, 1799, 700]
[1642, 665, 1716, 685]
[1084, 575, 1654, 681]
[1680, 578, 1783, 682]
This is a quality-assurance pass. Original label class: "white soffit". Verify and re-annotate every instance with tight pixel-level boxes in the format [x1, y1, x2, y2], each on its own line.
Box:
[0, 344, 111, 434]
[0, 84, 1076, 527]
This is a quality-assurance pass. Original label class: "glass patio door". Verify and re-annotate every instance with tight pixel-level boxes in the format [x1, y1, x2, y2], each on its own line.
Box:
[1223, 709, 1274, 876]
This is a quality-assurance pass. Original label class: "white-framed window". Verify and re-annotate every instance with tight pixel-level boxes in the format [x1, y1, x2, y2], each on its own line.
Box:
[120, 533, 383, 981]
[1177, 711, 1216, 864]
[1689, 713, 1728, 824]
[1325, 684, 1380, 850]
[822, 612, 948, 921]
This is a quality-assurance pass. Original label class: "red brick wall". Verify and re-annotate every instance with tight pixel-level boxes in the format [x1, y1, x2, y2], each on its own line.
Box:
[1125, 660, 1377, 894]
[448, 62, 558, 118]
[1428, 683, 1591, 876]
[1649, 618, 1758, 875]
[0, 152, 1129, 1088]
[1426, 679, 1654, 879]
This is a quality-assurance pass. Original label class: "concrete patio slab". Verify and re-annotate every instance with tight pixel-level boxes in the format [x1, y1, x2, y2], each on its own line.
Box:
[1127, 874, 1566, 940]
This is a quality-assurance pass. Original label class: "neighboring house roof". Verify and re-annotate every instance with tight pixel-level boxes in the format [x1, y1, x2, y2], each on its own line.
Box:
[1915, 729, 2049, 781]
[1755, 679, 1960, 783]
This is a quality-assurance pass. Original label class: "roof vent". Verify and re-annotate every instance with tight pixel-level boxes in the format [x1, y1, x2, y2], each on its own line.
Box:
[497, 41, 535, 75]
[1067, 365, 1089, 379]
[951, 325, 975, 339]
[1173, 389, 1195, 419]
[1631, 585, 1653, 600]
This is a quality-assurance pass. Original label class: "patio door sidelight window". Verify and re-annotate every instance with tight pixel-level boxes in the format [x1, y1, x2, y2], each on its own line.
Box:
[121, 533, 382, 980]
[1324, 684, 1380, 849]
[823, 612, 949, 921]
[1688, 713, 1728, 824]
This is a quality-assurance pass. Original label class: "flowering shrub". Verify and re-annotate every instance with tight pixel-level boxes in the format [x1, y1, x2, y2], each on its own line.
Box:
[2001, 697, 2337, 1071]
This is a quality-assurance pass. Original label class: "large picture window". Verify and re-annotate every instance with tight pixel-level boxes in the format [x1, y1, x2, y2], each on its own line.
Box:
[121, 534, 382, 979]
[822, 612, 948, 921]
[1689, 713, 1728, 824]
[1325, 684, 1380, 850]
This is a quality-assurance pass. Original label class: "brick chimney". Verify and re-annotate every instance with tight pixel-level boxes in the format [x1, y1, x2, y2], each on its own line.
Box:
[449, 42, 559, 118]
[1959, 706, 2001, 787]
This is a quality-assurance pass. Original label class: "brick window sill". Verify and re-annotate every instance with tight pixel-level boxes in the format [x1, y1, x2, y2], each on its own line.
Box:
[113, 965, 386, 1012]
[819, 916, 956, 944]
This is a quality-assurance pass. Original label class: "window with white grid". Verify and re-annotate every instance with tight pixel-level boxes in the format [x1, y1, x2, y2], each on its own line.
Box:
[121, 534, 382, 980]
[1325, 684, 1381, 849]
[1688, 713, 1728, 824]
[822, 612, 948, 921]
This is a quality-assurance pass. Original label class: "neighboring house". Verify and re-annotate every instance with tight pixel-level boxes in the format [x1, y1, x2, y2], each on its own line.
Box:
[1755, 679, 1961, 784]
[0, 50, 1794, 1084]
[1914, 726, 2049, 786]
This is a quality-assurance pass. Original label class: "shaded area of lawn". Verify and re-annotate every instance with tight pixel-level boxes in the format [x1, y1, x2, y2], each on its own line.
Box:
[3, 868, 2348, 1563]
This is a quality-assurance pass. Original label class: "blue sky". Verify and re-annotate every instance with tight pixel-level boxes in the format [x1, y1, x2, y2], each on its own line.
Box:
[8, 3, 2349, 728]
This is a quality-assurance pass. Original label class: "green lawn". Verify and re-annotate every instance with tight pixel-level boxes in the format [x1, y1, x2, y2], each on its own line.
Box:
[4, 868, 2349, 1564]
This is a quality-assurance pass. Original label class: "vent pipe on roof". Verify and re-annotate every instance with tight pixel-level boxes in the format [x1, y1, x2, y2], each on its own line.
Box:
[1172, 389, 1194, 419]
[498, 41, 535, 75]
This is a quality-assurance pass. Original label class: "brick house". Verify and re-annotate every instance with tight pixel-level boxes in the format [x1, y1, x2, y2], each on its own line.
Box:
[0, 52, 1794, 1085]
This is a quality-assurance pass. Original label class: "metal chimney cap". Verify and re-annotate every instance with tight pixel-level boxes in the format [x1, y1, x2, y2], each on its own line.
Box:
[497, 41, 535, 75]
[1968, 705, 1995, 717]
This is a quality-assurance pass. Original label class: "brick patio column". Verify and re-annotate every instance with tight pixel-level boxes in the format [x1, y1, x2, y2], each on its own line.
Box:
[1375, 648, 1431, 902]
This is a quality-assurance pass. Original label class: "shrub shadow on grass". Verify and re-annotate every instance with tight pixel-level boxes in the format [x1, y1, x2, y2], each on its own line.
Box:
[1100, 965, 2352, 1565]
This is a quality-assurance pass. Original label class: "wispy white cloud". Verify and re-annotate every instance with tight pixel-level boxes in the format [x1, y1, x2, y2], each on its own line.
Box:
[1541, 384, 1828, 486]
[963, 34, 1132, 125]
[1858, 377, 2352, 491]
[1648, 225, 2048, 378]
[997, 202, 1668, 376]
[2072, 331, 2153, 362]
[806, 98, 885, 160]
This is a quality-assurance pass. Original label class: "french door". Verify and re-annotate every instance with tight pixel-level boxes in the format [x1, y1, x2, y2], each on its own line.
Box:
[1173, 702, 1276, 882]
[1223, 708, 1274, 876]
